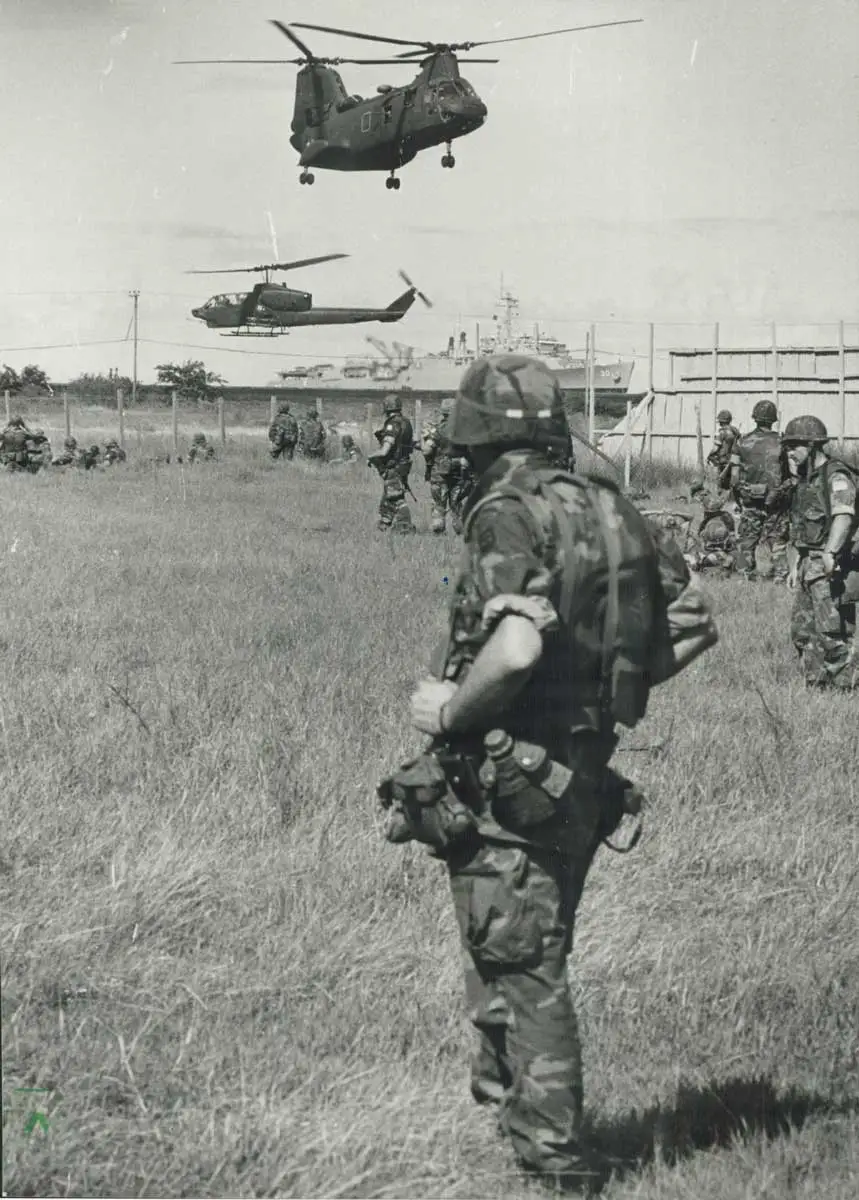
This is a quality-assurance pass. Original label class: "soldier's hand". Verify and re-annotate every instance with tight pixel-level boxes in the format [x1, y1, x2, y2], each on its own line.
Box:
[410, 678, 459, 736]
[820, 551, 837, 579]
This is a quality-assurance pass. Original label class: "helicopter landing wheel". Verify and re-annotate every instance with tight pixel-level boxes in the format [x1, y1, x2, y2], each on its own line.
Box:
[299, 170, 315, 185]
[441, 153, 455, 169]
[385, 174, 401, 190]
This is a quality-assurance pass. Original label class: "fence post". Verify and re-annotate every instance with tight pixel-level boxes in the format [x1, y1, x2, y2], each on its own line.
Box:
[414, 398, 422, 442]
[588, 322, 597, 446]
[839, 320, 846, 444]
[64, 392, 71, 440]
[270, 395, 277, 427]
[771, 321, 779, 412]
[4, 390, 10, 424]
[316, 396, 323, 420]
[711, 321, 720, 435]
[645, 323, 655, 462]
[218, 395, 226, 445]
[117, 388, 125, 450]
[696, 399, 704, 471]
[365, 401, 374, 449]
[172, 390, 179, 456]
[624, 399, 633, 489]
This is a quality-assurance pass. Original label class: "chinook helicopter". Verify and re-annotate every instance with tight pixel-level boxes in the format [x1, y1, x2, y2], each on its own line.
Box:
[189, 257, 432, 336]
[177, 17, 642, 189]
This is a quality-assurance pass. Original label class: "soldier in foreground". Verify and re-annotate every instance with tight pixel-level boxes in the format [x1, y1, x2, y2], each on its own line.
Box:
[368, 394, 415, 533]
[782, 416, 859, 690]
[706, 408, 740, 483]
[188, 432, 216, 462]
[269, 402, 299, 461]
[298, 404, 326, 460]
[381, 355, 717, 1188]
[729, 400, 791, 582]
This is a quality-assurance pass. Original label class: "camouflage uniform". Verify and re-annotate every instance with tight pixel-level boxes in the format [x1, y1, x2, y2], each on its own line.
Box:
[422, 356, 660, 1182]
[298, 409, 326, 460]
[187, 433, 215, 462]
[423, 402, 461, 534]
[0, 418, 34, 471]
[707, 410, 740, 483]
[81, 444, 102, 470]
[52, 436, 82, 467]
[369, 396, 414, 533]
[103, 438, 127, 465]
[686, 486, 735, 576]
[338, 433, 361, 462]
[269, 404, 299, 461]
[731, 407, 790, 581]
[784, 417, 859, 690]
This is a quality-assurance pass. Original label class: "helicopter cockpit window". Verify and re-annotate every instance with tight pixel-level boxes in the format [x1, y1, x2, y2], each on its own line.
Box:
[404, 88, 416, 108]
[456, 80, 476, 98]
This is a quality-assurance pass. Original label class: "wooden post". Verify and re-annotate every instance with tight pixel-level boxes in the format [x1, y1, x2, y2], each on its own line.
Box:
[218, 395, 226, 445]
[172, 390, 179, 456]
[117, 387, 125, 450]
[624, 399, 633, 489]
[711, 322, 720, 432]
[366, 401, 374, 449]
[414, 398, 422, 442]
[839, 320, 846, 443]
[696, 399, 704, 471]
[316, 396, 323, 420]
[771, 322, 778, 412]
[4, 390, 10, 424]
[475, 323, 480, 356]
[270, 395, 277, 427]
[63, 392, 71, 440]
[645, 323, 655, 462]
[588, 322, 596, 446]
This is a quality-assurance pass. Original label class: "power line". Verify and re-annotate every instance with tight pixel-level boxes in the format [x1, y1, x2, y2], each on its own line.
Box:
[0, 338, 132, 352]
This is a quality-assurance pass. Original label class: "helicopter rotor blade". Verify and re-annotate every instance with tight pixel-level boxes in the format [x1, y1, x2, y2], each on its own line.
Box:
[186, 253, 348, 277]
[174, 58, 300, 64]
[464, 18, 644, 50]
[291, 20, 431, 50]
[270, 20, 316, 61]
[398, 269, 433, 308]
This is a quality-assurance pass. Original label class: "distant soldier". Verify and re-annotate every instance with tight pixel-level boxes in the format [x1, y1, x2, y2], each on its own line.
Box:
[782, 415, 859, 690]
[103, 438, 127, 465]
[269, 401, 299, 461]
[53, 436, 82, 467]
[368, 394, 415, 533]
[24, 428, 52, 471]
[187, 432, 216, 462]
[338, 433, 362, 463]
[0, 415, 33, 471]
[687, 482, 736, 576]
[298, 404, 327, 460]
[81, 444, 102, 470]
[707, 409, 741, 483]
[422, 397, 460, 534]
[729, 400, 790, 582]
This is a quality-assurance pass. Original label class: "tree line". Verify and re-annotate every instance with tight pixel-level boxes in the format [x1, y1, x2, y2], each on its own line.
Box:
[1, 361, 227, 405]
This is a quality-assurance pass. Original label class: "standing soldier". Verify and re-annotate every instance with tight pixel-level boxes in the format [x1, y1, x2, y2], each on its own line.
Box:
[298, 404, 326, 460]
[368, 394, 415, 533]
[782, 416, 858, 690]
[706, 409, 741, 484]
[103, 438, 127, 465]
[384, 354, 716, 1188]
[423, 396, 459, 535]
[269, 401, 299, 461]
[729, 400, 790, 582]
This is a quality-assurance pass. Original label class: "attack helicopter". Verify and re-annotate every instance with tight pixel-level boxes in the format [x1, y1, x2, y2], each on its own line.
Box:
[176, 16, 642, 189]
[189, 256, 432, 336]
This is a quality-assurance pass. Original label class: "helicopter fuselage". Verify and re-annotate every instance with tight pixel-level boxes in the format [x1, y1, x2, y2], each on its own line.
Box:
[290, 53, 487, 172]
[192, 286, 417, 331]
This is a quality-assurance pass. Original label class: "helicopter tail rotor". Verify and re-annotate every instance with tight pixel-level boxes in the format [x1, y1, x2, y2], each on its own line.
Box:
[398, 269, 433, 308]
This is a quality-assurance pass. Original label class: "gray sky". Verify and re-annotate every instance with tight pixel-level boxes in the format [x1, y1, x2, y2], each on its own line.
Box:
[1, 0, 857, 387]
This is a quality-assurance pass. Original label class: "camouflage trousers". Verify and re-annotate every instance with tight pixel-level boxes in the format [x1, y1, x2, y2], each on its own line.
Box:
[270, 442, 296, 461]
[448, 834, 599, 1176]
[378, 468, 413, 533]
[734, 504, 789, 581]
[790, 555, 859, 690]
[429, 472, 463, 534]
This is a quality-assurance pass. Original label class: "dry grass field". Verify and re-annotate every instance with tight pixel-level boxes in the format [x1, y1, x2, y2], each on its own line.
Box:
[1, 432, 857, 1199]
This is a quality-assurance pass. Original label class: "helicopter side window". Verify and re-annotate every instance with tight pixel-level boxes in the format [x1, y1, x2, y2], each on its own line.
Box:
[404, 88, 416, 108]
[383, 101, 393, 124]
[360, 110, 372, 132]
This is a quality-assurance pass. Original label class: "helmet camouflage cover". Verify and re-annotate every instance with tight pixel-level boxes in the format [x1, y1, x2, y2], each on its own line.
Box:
[781, 415, 829, 444]
[447, 354, 570, 452]
[383, 393, 402, 412]
[752, 399, 778, 424]
[193, 432, 206, 444]
[717, 409, 733, 423]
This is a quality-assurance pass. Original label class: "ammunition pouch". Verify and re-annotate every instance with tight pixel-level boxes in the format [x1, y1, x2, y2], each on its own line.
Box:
[481, 741, 574, 830]
[738, 483, 768, 504]
[377, 752, 477, 853]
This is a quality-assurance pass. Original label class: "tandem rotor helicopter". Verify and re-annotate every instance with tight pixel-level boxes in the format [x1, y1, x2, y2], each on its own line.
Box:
[177, 16, 642, 190]
[188, 255, 432, 336]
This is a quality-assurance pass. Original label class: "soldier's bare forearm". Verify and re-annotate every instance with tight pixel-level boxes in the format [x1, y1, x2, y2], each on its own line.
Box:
[441, 616, 542, 735]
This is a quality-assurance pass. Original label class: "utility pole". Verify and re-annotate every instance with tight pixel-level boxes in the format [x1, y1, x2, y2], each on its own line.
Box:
[128, 290, 140, 404]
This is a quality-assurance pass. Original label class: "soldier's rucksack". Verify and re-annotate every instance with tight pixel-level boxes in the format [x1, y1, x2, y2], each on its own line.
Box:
[467, 468, 719, 730]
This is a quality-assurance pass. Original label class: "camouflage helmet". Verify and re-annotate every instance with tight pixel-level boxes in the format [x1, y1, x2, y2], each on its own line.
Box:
[7, 415, 26, 429]
[307, 404, 319, 417]
[439, 396, 455, 416]
[341, 433, 354, 446]
[716, 409, 733, 424]
[192, 432, 206, 444]
[447, 354, 570, 452]
[32, 428, 45, 438]
[90, 444, 100, 453]
[782, 415, 829, 445]
[104, 437, 118, 448]
[752, 399, 778, 424]
[64, 436, 77, 450]
[383, 394, 402, 413]
[277, 401, 291, 413]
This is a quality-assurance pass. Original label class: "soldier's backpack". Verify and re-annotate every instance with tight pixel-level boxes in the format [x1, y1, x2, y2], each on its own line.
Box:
[466, 468, 719, 730]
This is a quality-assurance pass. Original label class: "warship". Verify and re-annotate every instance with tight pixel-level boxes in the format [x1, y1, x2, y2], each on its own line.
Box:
[275, 289, 634, 399]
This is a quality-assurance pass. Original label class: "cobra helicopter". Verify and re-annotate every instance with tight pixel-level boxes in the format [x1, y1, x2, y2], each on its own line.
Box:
[189, 256, 432, 336]
[176, 16, 642, 189]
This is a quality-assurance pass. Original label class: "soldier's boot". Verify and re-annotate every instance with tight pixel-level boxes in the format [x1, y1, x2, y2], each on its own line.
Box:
[391, 503, 415, 535]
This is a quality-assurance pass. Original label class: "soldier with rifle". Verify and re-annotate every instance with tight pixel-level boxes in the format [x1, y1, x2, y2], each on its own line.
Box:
[367, 394, 416, 533]
[729, 400, 791, 582]
[707, 409, 740, 484]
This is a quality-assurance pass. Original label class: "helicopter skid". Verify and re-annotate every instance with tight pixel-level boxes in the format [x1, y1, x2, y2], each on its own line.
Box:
[220, 328, 288, 338]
